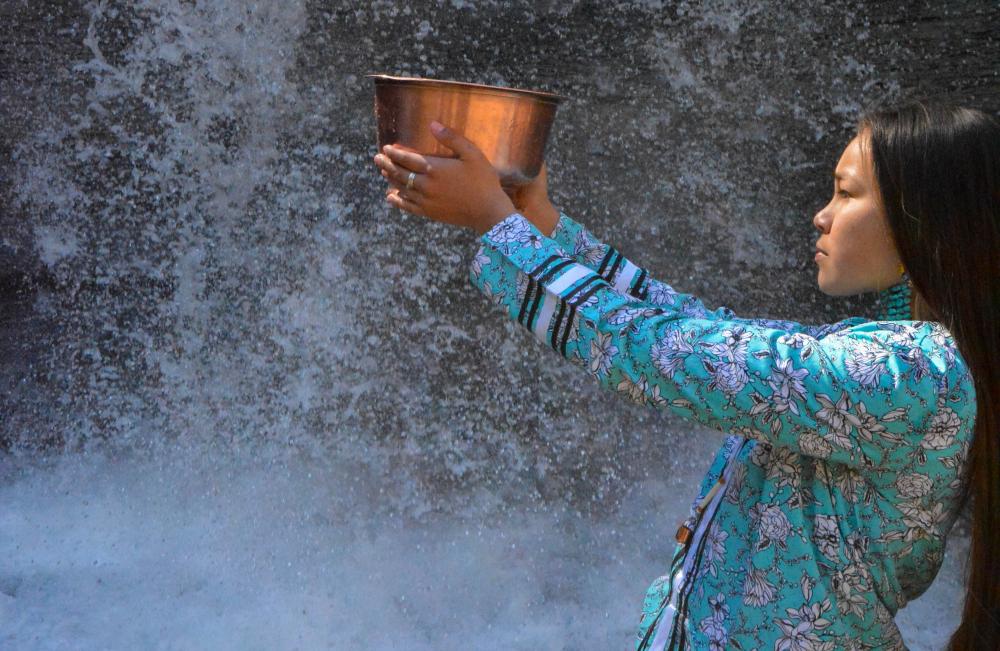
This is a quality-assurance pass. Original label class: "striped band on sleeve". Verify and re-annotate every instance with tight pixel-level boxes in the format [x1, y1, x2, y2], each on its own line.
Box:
[597, 246, 648, 299]
[519, 255, 614, 354]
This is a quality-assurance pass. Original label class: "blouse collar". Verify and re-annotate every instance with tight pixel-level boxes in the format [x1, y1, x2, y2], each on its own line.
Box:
[875, 274, 913, 321]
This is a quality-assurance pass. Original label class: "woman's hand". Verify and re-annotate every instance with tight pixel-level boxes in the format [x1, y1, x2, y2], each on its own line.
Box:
[502, 162, 560, 237]
[373, 121, 517, 235]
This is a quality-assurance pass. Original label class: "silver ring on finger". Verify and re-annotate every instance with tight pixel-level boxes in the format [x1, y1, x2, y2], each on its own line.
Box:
[406, 171, 416, 190]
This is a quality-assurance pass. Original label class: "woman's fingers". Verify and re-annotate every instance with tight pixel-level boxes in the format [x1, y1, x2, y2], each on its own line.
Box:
[386, 188, 423, 216]
[382, 174, 404, 192]
[375, 152, 425, 192]
[381, 145, 431, 175]
[374, 149, 426, 213]
[379, 166, 422, 198]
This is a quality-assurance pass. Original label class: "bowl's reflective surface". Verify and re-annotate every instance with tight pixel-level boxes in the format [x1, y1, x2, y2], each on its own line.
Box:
[369, 74, 564, 187]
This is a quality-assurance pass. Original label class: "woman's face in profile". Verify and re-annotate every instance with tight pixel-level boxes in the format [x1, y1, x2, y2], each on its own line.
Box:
[812, 129, 904, 297]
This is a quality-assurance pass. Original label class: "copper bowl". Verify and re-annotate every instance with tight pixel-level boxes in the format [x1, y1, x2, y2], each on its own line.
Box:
[368, 74, 565, 187]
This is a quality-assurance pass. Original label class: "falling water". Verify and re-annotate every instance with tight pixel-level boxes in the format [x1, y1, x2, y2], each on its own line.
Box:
[1, 1, 980, 648]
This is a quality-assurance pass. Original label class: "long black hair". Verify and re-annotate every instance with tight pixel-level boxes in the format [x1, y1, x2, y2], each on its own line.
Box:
[857, 98, 1000, 649]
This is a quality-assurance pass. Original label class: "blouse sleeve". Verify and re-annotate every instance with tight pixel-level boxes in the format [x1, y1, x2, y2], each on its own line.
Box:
[468, 212, 958, 472]
[540, 209, 863, 338]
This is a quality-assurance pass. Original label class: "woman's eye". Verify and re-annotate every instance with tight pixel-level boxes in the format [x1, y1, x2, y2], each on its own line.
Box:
[837, 190, 850, 197]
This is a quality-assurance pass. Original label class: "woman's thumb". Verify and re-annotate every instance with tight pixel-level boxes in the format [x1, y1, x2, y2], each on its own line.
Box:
[430, 121, 475, 159]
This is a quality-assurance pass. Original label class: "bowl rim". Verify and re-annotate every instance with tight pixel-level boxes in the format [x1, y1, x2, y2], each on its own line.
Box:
[366, 73, 566, 103]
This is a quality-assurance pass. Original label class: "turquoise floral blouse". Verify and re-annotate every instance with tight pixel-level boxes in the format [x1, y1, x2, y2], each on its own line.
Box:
[468, 210, 977, 651]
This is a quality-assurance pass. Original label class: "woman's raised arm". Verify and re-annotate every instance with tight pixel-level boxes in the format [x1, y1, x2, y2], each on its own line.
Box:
[469, 212, 973, 473]
[541, 209, 865, 338]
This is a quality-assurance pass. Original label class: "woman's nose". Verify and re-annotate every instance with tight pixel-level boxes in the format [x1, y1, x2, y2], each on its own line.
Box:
[813, 208, 830, 233]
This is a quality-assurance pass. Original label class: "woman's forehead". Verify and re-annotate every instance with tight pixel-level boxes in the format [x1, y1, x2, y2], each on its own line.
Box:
[837, 133, 873, 181]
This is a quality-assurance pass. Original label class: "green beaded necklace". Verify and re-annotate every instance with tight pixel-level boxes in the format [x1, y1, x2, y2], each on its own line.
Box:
[876, 272, 913, 321]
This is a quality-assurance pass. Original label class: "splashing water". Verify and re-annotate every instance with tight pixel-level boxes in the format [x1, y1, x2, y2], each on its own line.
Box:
[1, 1, 966, 648]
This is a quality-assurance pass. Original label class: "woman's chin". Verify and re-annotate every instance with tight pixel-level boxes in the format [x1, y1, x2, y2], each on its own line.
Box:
[816, 273, 847, 297]
[817, 278, 861, 298]
[816, 273, 831, 295]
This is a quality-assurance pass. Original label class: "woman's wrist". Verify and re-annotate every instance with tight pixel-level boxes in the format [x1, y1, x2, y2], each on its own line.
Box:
[526, 200, 560, 237]
[475, 193, 519, 236]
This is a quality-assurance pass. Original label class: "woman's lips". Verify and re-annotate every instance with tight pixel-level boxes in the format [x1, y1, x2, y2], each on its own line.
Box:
[814, 251, 827, 260]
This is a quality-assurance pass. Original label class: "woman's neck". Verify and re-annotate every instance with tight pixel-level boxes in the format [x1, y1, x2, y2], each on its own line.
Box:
[875, 274, 913, 320]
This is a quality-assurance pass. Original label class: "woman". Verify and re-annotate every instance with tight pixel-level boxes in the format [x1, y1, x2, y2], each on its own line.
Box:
[372, 99, 998, 650]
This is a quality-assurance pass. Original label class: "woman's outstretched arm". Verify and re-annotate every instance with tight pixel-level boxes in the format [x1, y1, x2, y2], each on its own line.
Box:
[540, 208, 862, 338]
[546, 208, 702, 307]
[469, 212, 973, 472]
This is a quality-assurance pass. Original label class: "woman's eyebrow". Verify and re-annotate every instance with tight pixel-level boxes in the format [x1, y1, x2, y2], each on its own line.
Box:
[833, 171, 864, 187]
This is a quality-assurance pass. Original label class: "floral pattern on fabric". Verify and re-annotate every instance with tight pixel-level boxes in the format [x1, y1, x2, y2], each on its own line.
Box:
[468, 211, 977, 651]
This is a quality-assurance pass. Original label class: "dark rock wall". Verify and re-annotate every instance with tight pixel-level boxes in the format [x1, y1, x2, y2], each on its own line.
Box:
[1, 0, 996, 521]
[3, 2, 996, 644]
